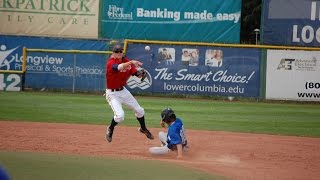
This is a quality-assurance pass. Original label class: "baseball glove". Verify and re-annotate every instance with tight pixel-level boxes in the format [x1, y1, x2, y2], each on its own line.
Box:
[137, 68, 147, 81]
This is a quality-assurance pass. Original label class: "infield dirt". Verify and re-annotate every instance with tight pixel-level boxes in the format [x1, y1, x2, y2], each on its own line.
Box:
[1, 121, 320, 180]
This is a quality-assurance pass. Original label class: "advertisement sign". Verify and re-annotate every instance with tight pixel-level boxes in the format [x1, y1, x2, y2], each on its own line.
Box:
[0, 73, 21, 91]
[262, 0, 320, 47]
[102, 0, 241, 43]
[0, 0, 100, 39]
[266, 50, 320, 101]
[0, 35, 107, 92]
[125, 43, 261, 97]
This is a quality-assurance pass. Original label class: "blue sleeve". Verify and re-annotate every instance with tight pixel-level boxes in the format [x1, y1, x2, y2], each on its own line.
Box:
[112, 64, 119, 71]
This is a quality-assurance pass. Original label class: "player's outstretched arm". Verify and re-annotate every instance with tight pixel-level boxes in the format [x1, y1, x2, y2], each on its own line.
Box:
[160, 120, 166, 128]
[176, 144, 183, 159]
[118, 60, 143, 71]
[131, 60, 143, 67]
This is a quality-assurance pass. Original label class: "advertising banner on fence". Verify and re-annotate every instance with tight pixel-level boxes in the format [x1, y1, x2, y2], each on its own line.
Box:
[0, 73, 21, 91]
[125, 43, 261, 97]
[266, 50, 320, 101]
[0, 0, 99, 39]
[262, 0, 320, 47]
[0, 35, 107, 92]
[102, 0, 241, 43]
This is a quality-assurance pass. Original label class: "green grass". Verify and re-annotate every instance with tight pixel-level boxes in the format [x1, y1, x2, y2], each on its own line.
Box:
[0, 91, 319, 180]
[0, 91, 320, 136]
[0, 151, 223, 180]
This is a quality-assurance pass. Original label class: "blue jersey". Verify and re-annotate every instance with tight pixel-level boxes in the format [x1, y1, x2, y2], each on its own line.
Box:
[167, 118, 187, 150]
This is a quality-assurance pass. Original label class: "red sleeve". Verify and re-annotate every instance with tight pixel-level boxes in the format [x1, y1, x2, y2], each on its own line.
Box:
[123, 57, 137, 75]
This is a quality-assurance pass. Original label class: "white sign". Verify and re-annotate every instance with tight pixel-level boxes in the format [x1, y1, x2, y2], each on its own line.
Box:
[266, 50, 320, 101]
[0, 0, 99, 39]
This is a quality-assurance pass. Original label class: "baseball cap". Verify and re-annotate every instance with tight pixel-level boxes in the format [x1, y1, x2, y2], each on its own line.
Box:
[112, 45, 123, 52]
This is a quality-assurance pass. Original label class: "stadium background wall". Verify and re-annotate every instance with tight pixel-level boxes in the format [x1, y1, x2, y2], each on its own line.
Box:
[0, 0, 319, 101]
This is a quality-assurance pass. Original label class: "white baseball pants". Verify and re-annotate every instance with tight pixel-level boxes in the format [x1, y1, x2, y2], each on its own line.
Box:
[149, 131, 171, 155]
[105, 87, 144, 123]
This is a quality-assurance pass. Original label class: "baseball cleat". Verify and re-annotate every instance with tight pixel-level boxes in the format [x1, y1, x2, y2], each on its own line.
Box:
[106, 126, 113, 143]
[139, 128, 154, 140]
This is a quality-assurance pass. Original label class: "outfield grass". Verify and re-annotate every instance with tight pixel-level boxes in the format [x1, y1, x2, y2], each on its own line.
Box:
[0, 91, 320, 137]
[0, 151, 223, 180]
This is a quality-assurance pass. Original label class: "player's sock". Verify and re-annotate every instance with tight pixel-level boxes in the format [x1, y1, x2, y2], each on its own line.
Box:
[109, 118, 118, 131]
[137, 116, 147, 131]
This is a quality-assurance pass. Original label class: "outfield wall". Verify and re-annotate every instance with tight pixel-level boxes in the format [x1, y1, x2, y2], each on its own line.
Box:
[1, 36, 319, 101]
[0, 35, 107, 92]
[0, 73, 22, 91]
[124, 42, 261, 97]
[266, 50, 320, 101]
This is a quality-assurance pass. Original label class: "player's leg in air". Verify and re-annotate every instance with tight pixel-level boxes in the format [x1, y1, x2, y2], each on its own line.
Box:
[105, 90, 125, 142]
[122, 88, 154, 139]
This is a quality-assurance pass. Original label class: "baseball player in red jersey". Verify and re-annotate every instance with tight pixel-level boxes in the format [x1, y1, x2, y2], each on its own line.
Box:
[105, 44, 154, 143]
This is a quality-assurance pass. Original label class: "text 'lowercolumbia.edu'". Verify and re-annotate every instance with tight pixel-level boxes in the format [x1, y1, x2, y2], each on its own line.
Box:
[164, 83, 245, 94]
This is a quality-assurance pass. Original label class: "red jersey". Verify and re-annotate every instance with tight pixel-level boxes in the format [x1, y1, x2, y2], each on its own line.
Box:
[106, 56, 137, 89]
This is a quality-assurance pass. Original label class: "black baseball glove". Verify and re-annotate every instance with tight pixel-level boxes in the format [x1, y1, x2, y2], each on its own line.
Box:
[135, 68, 147, 81]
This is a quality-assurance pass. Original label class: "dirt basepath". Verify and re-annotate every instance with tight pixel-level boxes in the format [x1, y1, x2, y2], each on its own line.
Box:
[1, 121, 320, 180]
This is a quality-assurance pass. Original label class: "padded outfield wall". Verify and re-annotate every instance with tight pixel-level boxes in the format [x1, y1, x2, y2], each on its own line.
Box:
[1, 36, 319, 101]
[266, 50, 320, 101]
[0, 35, 107, 92]
[124, 42, 261, 98]
[0, 35, 262, 98]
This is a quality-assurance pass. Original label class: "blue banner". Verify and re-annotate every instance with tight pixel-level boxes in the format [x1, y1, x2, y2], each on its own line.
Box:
[0, 35, 107, 92]
[102, 0, 241, 43]
[0, 73, 22, 91]
[125, 43, 261, 97]
[262, 0, 320, 47]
